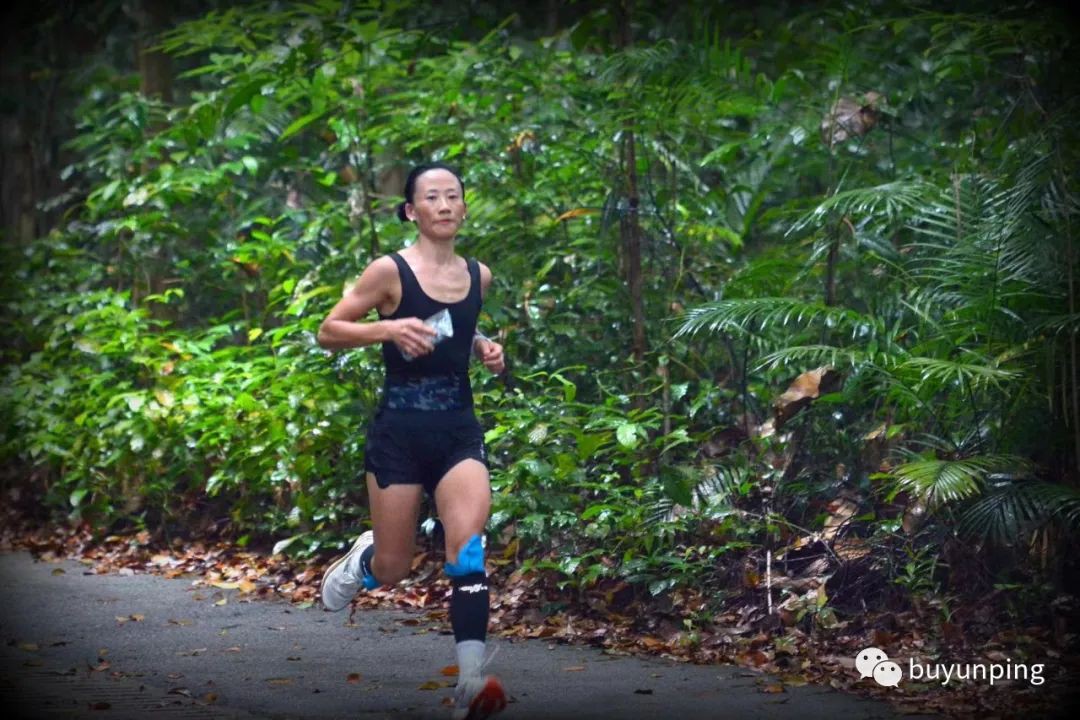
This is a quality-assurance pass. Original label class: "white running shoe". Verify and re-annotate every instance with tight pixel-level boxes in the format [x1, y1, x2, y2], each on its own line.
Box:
[452, 675, 507, 720]
[319, 530, 373, 612]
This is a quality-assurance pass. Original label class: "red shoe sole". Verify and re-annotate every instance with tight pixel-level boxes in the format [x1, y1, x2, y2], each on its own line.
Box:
[466, 676, 507, 719]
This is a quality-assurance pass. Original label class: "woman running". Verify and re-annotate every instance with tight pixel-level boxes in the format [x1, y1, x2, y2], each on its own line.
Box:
[316, 162, 507, 720]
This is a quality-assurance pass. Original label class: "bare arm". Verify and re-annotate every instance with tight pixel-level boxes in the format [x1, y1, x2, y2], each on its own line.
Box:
[317, 257, 436, 356]
[472, 262, 505, 373]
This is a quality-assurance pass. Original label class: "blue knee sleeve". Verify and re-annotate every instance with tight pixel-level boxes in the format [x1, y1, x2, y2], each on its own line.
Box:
[445, 533, 485, 577]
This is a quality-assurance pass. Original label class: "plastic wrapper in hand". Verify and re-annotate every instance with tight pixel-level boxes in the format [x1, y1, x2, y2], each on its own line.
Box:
[401, 308, 454, 361]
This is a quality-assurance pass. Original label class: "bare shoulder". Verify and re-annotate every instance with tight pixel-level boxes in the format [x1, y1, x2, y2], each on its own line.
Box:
[477, 261, 494, 293]
[351, 255, 399, 291]
[325, 255, 402, 320]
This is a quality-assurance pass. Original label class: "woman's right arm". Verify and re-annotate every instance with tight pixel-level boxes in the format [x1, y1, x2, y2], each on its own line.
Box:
[317, 257, 435, 355]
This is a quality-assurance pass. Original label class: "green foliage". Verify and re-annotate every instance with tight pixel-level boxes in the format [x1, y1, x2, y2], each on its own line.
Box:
[2, 0, 1077, 612]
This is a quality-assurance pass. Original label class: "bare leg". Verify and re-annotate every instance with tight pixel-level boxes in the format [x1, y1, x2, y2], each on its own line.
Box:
[434, 459, 491, 563]
[366, 472, 424, 585]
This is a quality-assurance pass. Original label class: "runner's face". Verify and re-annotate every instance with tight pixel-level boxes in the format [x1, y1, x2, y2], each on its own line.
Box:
[406, 169, 465, 239]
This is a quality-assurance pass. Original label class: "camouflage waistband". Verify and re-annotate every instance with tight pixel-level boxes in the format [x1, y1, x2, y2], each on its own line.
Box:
[382, 373, 471, 411]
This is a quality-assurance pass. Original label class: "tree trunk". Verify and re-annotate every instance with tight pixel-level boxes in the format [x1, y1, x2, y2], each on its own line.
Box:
[617, 0, 647, 364]
[0, 116, 38, 248]
[134, 0, 173, 103]
[130, 0, 175, 317]
[546, 0, 559, 35]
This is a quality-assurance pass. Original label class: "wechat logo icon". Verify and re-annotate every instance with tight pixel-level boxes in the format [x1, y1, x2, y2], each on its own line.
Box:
[856, 647, 903, 687]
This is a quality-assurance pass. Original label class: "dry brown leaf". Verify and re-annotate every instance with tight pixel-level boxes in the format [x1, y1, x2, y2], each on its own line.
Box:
[820, 93, 883, 147]
[555, 208, 597, 223]
[773, 367, 841, 429]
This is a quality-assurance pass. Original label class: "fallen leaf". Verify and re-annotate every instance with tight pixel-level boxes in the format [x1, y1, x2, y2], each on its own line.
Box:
[168, 688, 192, 697]
[201, 692, 218, 704]
[564, 666, 586, 672]
[418, 680, 452, 690]
[52, 568, 65, 576]
[761, 683, 785, 694]
[89, 701, 111, 710]
[440, 665, 459, 677]
[168, 619, 192, 626]
[18, 642, 39, 652]
[266, 678, 293, 686]
[347, 673, 362, 684]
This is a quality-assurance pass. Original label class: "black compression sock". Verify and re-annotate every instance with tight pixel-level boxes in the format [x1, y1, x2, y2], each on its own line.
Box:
[450, 572, 489, 643]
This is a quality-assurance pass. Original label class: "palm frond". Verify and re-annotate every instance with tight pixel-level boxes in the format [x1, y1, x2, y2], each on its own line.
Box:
[647, 461, 748, 526]
[1039, 312, 1080, 335]
[676, 297, 871, 339]
[695, 462, 748, 508]
[787, 180, 938, 237]
[757, 344, 872, 372]
[893, 454, 1032, 509]
[897, 355, 1020, 393]
[958, 479, 1080, 545]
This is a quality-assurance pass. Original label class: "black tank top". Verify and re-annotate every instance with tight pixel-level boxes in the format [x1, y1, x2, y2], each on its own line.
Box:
[377, 252, 481, 411]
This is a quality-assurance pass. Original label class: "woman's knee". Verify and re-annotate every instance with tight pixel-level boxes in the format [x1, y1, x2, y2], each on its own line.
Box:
[371, 551, 413, 585]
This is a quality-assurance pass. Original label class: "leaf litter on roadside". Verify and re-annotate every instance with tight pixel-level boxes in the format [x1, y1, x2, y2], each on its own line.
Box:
[7, 518, 1076, 719]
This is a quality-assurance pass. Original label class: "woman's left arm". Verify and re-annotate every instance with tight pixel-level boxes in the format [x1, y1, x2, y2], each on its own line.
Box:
[473, 262, 505, 374]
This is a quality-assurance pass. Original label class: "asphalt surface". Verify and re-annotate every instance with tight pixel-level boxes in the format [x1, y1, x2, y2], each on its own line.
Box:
[0, 551, 904, 720]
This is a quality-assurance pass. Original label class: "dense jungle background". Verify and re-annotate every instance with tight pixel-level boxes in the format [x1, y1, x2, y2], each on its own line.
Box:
[3, 0, 1079, 715]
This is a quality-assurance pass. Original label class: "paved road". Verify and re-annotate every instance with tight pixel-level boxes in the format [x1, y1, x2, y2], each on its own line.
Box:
[0, 551, 903, 719]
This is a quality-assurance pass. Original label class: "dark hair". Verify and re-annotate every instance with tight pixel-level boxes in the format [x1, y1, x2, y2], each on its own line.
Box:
[396, 162, 465, 222]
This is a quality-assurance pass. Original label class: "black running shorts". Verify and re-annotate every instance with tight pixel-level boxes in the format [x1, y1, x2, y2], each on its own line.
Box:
[363, 408, 488, 495]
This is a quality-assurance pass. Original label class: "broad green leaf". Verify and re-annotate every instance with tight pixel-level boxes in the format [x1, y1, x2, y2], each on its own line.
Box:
[279, 111, 324, 141]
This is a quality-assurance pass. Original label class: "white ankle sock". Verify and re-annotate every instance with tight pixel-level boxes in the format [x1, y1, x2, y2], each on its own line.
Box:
[456, 640, 486, 679]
